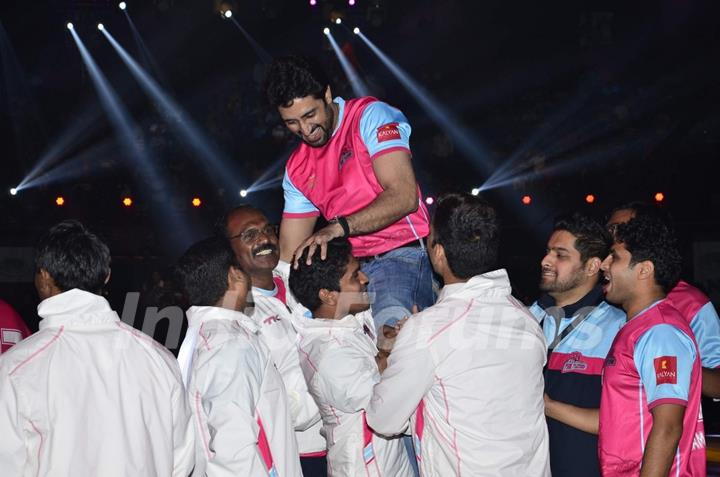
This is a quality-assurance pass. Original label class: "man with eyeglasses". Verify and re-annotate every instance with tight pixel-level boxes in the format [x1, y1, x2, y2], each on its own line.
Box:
[222, 205, 326, 475]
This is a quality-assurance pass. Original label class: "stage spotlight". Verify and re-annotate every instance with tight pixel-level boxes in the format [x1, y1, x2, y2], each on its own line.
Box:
[353, 27, 360, 34]
[122, 197, 133, 207]
[55, 196, 65, 206]
[323, 27, 330, 35]
[119, 2, 127, 10]
[9, 188, 18, 196]
[654, 192, 665, 203]
[471, 188, 480, 196]
[97, 23, 104, 31]
[239, 189, 248, 198]
[349, 0, 356, 5]
[66, 22, 74, 30]
[223, 10, 232, 18]
[521, 195, 532, 205]
[585, 194, 595, 204]
[310, 0, 317, 5]
[191, 197, 202, 207]
[335, 18, 342, 24]
[425, 196, 434, 205]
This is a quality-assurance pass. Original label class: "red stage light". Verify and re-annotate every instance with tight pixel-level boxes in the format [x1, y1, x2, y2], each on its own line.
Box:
[55, 196, 65, 206]
[654, 192, 665, 203]
[192, 197, 202, 207]
[521, 195, 532, 205]
[585, 194, 596, 204]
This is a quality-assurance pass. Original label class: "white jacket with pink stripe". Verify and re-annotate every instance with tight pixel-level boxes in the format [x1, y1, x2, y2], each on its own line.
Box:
[367, 270, 551, 477]
[0, 289, 195, 477]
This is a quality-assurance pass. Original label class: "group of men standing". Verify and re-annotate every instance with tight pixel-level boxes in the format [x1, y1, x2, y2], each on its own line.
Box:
[0, 54, 717, 477]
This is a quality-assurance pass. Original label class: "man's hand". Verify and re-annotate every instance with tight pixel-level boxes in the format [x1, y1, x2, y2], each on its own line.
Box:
[376, 307, 417, 354]
[292, 221, 345, 268]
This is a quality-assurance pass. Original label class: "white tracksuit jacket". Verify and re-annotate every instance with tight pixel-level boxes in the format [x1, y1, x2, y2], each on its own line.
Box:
[248, 263, 325, 457]
[178, 306, 302, 477]
[367, 270, 551, 477]
[293, 308, 414, 477]
[0, 289, 195, 477]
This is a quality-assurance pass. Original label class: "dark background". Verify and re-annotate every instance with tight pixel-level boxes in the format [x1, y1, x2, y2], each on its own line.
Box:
[1, 0, 719, 423]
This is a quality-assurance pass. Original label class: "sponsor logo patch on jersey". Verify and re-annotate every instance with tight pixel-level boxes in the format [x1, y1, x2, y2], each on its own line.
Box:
[562, 352, 588, 373]
[339, 148, 353, 170]
[376, 122, 401, 143]
[654, 355, 678, 385]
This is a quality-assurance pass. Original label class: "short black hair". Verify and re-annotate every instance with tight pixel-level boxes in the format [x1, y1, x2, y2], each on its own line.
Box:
[175, 237, 237, 306]
[607, 200, 664, 223]
[431, 193, 499, 279]
[289, 238, 353, 313]
[264, 55, 331, 109]
[553, 213, 612, 263]
[36, 220, 111, 294]
[216, 204, 258, 238]
[615, 214, 681, 293]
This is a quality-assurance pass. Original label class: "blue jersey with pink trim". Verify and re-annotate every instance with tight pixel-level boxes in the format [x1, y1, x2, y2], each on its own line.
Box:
[530, 290, 625, 477]
[282, 97, 412, 217]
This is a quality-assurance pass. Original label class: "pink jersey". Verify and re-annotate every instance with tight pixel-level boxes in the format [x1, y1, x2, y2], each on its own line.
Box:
[284, 96, 429, 257]
[0, 299, 30, 354]
[599, 300, 705, 477]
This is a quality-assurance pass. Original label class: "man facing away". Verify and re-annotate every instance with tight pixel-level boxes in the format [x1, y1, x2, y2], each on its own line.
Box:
[175, 237, 302, 476]
[608, 201, 720, 397]
[263, 55, 434, 346]
[530, 213, 625, 477]
[546, 213, 706, 476]
[288, 237, 413, 477]
[367, 193, 551, 477]
[222, 205, 326, 475]
[0, 220, 195, 476]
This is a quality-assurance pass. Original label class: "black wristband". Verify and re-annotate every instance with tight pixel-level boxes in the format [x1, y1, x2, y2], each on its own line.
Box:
[335, 216, 350, 237]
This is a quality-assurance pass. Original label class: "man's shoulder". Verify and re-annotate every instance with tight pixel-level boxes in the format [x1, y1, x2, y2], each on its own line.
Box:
[0, 328, 58, 374]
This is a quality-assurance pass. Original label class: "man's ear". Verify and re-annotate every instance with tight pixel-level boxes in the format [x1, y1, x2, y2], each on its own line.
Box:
[324, 85, 333, 104]
[227, 266, 250, 292]
[636, 260, 655, 282]
[585, 257, 601, 277]
[318, 288, 337, 307]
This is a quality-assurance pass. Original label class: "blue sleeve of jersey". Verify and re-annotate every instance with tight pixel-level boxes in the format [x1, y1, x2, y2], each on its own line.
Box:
[634, 324, 697, 407]
[282, 169, 320, 217]
[690, 302, 720, 368]
[359, 101, 412, 159]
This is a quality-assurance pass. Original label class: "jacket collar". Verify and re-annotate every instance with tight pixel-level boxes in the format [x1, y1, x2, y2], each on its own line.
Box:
[437, 268, 512, 303]
[38, 288, 118, 330]
[186, 305, 258, 333]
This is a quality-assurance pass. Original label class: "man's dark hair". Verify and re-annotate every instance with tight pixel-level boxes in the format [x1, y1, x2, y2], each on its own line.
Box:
[215, 204, 257, 238]
[607, 200, 665, 223]
[553, 213, 612, 263]
[289, 238, 353, 312]
[175, 237, 237, 306]
[264, 55, 331, 108]
[35, 220, 111, 293]
[431, 193, 499, 279]
[615, 214, 681, 293]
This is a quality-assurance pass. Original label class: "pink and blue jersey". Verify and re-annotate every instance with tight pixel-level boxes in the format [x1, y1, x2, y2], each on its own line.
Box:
[599, 299, 705, 477]
[667, 280, 720, 368]
[282, 96, 429, 257]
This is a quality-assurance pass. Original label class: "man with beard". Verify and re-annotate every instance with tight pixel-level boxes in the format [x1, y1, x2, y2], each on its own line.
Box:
[263, 56, 434, 348]
[223, 205, 326, 475]
[608, 201, 720, 397]
[529, 213, 625, 477]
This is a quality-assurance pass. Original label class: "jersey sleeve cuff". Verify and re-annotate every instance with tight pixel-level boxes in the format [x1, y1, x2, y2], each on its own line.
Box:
[648, 397, 688, 410]
[369, 146, 412, 161]
[282, 211, 321, 219]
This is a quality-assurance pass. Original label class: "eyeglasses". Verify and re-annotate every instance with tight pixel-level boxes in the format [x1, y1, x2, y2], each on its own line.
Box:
[228, 224, 277, 244]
